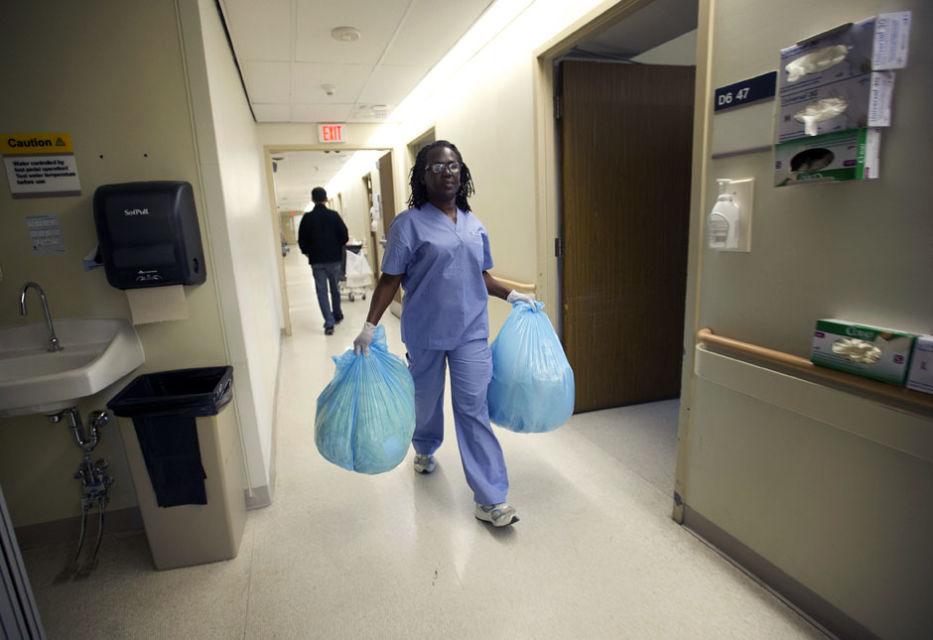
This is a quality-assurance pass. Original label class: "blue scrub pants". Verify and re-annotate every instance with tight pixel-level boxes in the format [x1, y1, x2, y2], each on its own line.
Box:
[311, 262, 343, 329]
[407, 340, 509, 505]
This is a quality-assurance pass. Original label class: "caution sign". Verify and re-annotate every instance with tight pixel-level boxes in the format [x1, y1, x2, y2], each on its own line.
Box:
[2, 132, 81, 198]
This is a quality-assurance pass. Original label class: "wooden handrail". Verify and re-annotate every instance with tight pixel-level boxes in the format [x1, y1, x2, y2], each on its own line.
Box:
[697, 328, 933, 411]
[491, 275, 536, 293]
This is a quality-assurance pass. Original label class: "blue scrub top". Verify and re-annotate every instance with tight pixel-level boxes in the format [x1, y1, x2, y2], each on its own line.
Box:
[381, 203, 494, 350]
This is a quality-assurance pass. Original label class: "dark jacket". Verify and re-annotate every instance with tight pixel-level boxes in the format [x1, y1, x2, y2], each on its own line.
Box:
[297, 204, 349, 264]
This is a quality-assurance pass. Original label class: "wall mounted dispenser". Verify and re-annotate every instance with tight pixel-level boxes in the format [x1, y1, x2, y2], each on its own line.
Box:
[93, 181, 206, 289]
[707, 178, 753, 252]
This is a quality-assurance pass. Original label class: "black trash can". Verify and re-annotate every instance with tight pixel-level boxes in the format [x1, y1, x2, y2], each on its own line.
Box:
[108, 367, 246, 570]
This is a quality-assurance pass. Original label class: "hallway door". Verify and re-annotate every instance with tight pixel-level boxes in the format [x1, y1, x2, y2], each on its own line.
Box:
[378, 151, 396, 282]
[560, 60, 694, 412]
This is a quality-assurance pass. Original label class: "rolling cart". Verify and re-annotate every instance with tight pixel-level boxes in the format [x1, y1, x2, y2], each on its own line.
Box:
[340, 244, 372, 302]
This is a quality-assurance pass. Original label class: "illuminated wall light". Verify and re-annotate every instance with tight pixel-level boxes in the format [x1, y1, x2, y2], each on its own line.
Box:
[365, 1, 609, 158]
[361, 0, 535, 150]
[389, 0, 535, 125]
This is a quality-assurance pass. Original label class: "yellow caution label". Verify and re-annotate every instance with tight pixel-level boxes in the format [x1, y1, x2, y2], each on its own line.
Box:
[1, 132, 74, 155]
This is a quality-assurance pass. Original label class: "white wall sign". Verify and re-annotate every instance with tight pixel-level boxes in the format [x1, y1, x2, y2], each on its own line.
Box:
[25, 215, 65, 255]
[1, 132, 81, 197]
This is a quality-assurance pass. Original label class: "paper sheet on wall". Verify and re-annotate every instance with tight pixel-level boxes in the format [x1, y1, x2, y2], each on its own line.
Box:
[25, 215, 66, 255]
[126, 286, 188, 325]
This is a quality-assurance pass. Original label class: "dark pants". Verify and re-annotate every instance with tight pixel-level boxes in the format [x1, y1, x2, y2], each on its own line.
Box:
[311, 262, 342, 329]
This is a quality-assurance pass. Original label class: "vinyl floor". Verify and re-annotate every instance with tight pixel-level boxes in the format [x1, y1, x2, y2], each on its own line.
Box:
[20, 249, 829, 639]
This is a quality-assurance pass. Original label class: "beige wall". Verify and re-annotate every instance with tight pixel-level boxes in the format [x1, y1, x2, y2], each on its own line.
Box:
[0, 0, 228, 526]
[697, 1, 931, 349]
[180, 0, 282, 501]
[0, 0, 283, 526]
[680, 1, 933, 637]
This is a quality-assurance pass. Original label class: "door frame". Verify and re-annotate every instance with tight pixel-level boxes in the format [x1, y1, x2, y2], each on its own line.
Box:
[531, 0, 663, 329]
[263, 144, 394, 336]
[530, 0, 712, 522]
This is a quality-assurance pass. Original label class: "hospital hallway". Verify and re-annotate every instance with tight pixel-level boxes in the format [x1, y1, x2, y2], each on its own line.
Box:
[16, 248, 829, 639]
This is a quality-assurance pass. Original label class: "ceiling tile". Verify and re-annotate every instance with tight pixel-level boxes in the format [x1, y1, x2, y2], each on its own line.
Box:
[252, 103, 292, 122]
[294, 0, 410, 65]
[241, 61, 291, 103]
[291, 62, 371, 102]
[222, 0, 292, 61]
[291, 103, 355, 122]
[357, 64, 425, 105]
[381, 0, 493, 67]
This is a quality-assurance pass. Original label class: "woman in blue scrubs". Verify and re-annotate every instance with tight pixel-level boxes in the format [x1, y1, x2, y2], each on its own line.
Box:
[354, 140, 534, 527]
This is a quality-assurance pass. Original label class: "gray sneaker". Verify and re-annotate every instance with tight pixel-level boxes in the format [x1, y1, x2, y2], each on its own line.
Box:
[413, 453, 435, 474]
[475, 503, 519, 527]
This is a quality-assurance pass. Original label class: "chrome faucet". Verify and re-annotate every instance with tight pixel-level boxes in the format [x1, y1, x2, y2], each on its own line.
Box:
[19, 281, 63, 352]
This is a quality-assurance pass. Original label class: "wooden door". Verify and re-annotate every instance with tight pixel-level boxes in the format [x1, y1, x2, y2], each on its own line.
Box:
[378, 151, 403, 306]
[378, 152, 396, 238]
[560, 60, 694, 412]
[362, 175, 379, 277]
[378, 152, 397, 282]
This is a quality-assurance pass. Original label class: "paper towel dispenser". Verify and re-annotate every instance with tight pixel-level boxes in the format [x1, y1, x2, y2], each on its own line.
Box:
[93, 181, 206, 289]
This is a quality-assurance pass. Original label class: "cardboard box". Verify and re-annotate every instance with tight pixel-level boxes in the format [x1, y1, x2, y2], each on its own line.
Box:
[775, 128, 880, 186]
[777, 72, 893, 142]
[906, 335, 933, 394]
[811, 319, 916, 385]
[780, 12, 911, 93]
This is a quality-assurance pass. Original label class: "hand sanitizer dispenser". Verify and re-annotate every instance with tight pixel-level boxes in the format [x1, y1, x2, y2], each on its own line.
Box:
[707, 178, 753, 252]
[93, 181, 206, 289]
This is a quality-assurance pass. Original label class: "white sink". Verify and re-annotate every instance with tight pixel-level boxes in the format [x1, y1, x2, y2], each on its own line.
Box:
[0, 318, 145, 417]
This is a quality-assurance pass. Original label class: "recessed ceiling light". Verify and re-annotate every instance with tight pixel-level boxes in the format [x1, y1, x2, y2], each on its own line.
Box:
[331, 26, 360, 42]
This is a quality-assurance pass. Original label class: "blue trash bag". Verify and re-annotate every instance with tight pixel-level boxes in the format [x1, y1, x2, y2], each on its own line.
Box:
[487, 300, 575, 433]
[314, 325, 415, 474]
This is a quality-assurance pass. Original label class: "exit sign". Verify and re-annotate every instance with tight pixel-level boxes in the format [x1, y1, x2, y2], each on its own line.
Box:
[318, 124, 344, 143]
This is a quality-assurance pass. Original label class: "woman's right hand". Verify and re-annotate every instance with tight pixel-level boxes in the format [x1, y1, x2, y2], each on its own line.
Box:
[507, 290, 537, 310]
[354, 322, 377, 355]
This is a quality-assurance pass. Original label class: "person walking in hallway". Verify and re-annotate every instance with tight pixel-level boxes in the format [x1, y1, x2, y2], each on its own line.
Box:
[353, 140, 535, 527]
[298, 187, 349, 335]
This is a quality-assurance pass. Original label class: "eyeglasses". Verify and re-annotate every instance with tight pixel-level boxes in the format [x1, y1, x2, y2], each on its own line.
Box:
[425, 161, 461, 174]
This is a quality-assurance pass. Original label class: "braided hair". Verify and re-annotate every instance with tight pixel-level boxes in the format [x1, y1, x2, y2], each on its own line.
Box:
[408, 140, 475, 212]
